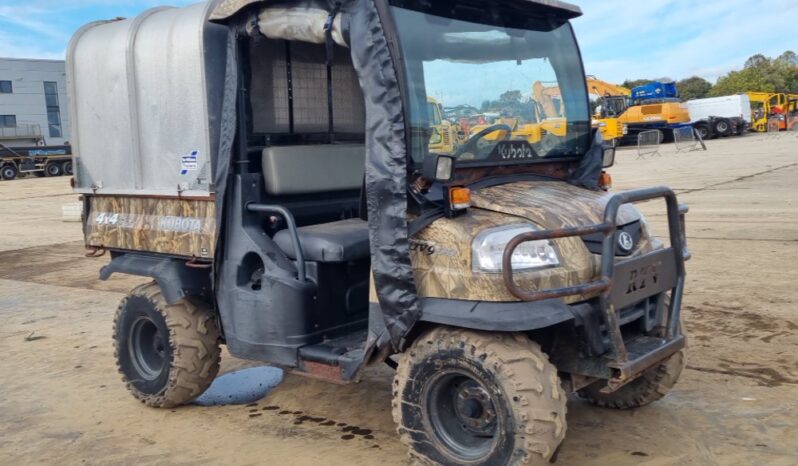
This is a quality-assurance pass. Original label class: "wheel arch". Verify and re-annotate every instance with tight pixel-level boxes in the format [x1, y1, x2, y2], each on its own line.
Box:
[406, 297, 574, 349]
[100, 253, 212, 305]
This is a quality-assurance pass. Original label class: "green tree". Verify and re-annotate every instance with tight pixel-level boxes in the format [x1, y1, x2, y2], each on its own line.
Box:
[776, 50, 797, 66]
[621, 79, 652, 89]
[744, 54, 769, 69]
[499, 90, 523, 103]
[710, 51, 798, 95]
[677, 76, 712, 100]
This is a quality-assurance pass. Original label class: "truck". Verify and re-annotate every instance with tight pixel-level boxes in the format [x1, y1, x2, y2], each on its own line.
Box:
[0, 123, 74, 180]
[68, 1, 690, 464]
[685, 95, 750, 139]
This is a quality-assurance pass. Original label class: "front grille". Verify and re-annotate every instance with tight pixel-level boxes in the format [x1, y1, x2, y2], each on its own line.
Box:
[581, 220, 641, 256]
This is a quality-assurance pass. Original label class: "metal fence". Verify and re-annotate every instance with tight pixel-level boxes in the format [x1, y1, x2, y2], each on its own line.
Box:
[0, 124, 42, 140]
[637, 130, 662, 158]
[673, 126, 707, 152]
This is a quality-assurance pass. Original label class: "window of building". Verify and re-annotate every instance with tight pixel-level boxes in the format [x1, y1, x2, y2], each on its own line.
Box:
[43, 81, 62, 138]
[0, 115, 17, 127]
[0, 81, 12, 93]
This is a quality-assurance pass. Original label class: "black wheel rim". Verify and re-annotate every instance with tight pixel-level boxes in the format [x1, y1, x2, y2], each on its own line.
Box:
[47, 165, 59, 176]
[128, 316, 167, 380]
[2, 167, 13, 179]
[426, 371, 500, 461]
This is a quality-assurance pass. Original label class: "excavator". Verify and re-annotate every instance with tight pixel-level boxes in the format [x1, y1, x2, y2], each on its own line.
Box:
[789, 97, 798, 131]
[465, 84, 567, 153]
[586, 76, 690, 141]
[533, 81, 627, 146]
[426, 96, 465, 155]
[747, 92, 798, 132]
[465, 81, 624, 151]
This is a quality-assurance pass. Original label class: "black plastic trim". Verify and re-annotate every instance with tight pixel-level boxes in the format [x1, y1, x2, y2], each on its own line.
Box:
[419, 297, 574, 332]
[99, 253, 211, 305]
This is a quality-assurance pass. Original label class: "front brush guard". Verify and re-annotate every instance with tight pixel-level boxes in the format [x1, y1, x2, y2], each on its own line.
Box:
[502, 187, 689, 391]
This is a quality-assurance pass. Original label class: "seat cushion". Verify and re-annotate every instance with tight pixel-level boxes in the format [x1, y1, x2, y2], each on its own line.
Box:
[274, 218, 370, 262]
[262, 144, 365, 195]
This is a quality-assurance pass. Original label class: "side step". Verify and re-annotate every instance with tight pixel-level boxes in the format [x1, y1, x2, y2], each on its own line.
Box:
[295, 329, 368, 384]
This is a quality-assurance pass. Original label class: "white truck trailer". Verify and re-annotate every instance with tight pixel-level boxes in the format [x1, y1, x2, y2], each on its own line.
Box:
[686, 94, 751, 139]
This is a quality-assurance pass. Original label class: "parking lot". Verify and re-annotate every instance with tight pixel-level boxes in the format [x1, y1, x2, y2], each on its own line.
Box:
[0, 133, 796, 465]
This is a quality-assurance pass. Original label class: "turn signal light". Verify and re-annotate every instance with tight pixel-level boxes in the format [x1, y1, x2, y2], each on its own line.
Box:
[599, 171, 612, 190]
[449, 187, 471, 210]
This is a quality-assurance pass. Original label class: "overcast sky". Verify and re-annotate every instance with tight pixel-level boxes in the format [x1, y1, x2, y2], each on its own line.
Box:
[0, 0, 795, 84]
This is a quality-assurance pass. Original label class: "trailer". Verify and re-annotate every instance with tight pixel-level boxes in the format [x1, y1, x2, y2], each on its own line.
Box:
[685, 95, 750, 139]
[0, 144, 74, 180]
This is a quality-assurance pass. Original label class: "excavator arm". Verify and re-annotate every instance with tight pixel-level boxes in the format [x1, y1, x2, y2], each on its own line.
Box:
[585, 76, 631, 98]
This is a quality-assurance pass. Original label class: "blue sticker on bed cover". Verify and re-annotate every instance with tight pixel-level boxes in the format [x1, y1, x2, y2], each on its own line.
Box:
[180, 150, 199, 175]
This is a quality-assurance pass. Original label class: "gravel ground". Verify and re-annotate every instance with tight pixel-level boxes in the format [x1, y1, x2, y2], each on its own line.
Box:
[0, 132, 796, 465]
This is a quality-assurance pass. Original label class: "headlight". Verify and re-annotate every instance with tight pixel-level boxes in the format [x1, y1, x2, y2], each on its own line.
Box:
[472, 224, 560, 273]
[429, 128, 442, 145]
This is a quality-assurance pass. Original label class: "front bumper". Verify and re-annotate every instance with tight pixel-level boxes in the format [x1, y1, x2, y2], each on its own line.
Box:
[502, 186, 689, 391]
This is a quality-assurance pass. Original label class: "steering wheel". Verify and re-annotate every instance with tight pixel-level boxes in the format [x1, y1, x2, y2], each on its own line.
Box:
[455, 124, 513, 160]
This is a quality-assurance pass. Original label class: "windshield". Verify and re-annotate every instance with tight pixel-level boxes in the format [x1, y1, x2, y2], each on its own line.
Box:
[390, 3, 591, 166]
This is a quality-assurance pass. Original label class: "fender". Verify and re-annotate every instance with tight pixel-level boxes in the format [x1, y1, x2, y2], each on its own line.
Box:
[419, 297, 574, 332]
[99, 253, 212, 305]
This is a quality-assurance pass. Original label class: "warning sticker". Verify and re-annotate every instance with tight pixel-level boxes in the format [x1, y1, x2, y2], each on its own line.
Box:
[180, 151, 199, 175]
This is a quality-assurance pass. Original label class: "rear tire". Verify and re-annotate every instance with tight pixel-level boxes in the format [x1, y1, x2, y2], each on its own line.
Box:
[1, 164, 17, 180]
[393, 327, 566, 466]
[693, 123, 710, 140]
[578, 349, 685, 409]
[713, 118, 731, 137]
[45, 162, 62, 177]
[62, 160, 73, 175]
[113, 282, 221, 408]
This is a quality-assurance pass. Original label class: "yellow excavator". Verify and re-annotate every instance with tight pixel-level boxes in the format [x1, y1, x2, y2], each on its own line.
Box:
[427, 97, 464, 155]
[464, 82, 576, 152]
[532, 81, 626, 145]
[746, 92, 798, 132]
[586, 76, 690, 141]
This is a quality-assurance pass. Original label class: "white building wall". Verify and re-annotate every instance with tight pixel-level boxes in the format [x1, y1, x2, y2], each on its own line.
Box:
[0, 58, 71, 146]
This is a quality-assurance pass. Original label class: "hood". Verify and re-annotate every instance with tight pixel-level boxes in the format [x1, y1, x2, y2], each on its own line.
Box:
[471, 181, 640, 229]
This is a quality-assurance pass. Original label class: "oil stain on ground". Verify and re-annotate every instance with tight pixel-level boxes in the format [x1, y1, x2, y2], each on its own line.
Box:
[243, 402, 380, 447]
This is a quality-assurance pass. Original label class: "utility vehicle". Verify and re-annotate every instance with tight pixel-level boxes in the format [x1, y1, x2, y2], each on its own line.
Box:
[68, 1, 689, 464]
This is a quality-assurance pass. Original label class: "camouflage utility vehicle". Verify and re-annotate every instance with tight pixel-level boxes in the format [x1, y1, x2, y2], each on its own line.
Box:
[68, 0, 690, 464]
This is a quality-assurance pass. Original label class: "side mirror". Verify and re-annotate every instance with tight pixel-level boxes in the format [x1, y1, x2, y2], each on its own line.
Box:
[423, 154, 455, 182]
[602, 145, 616, 168]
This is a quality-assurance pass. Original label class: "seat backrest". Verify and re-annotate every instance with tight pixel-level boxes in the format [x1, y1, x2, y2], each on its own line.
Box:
[262, 144, 365, 195]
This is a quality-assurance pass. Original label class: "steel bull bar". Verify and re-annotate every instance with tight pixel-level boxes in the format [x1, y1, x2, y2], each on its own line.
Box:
[502, 186, 689, 391]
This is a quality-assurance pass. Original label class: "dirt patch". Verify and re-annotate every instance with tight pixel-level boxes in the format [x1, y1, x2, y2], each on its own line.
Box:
[1, 135, 798, 465]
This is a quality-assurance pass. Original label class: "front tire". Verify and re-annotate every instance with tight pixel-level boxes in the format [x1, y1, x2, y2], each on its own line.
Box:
[578, 350, 685, 409]
[393, 327, 566, 466]
[113, 282, 221, 408]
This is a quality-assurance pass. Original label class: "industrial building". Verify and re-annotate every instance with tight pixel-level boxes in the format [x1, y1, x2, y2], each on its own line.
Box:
[0, 58, 70, 147]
